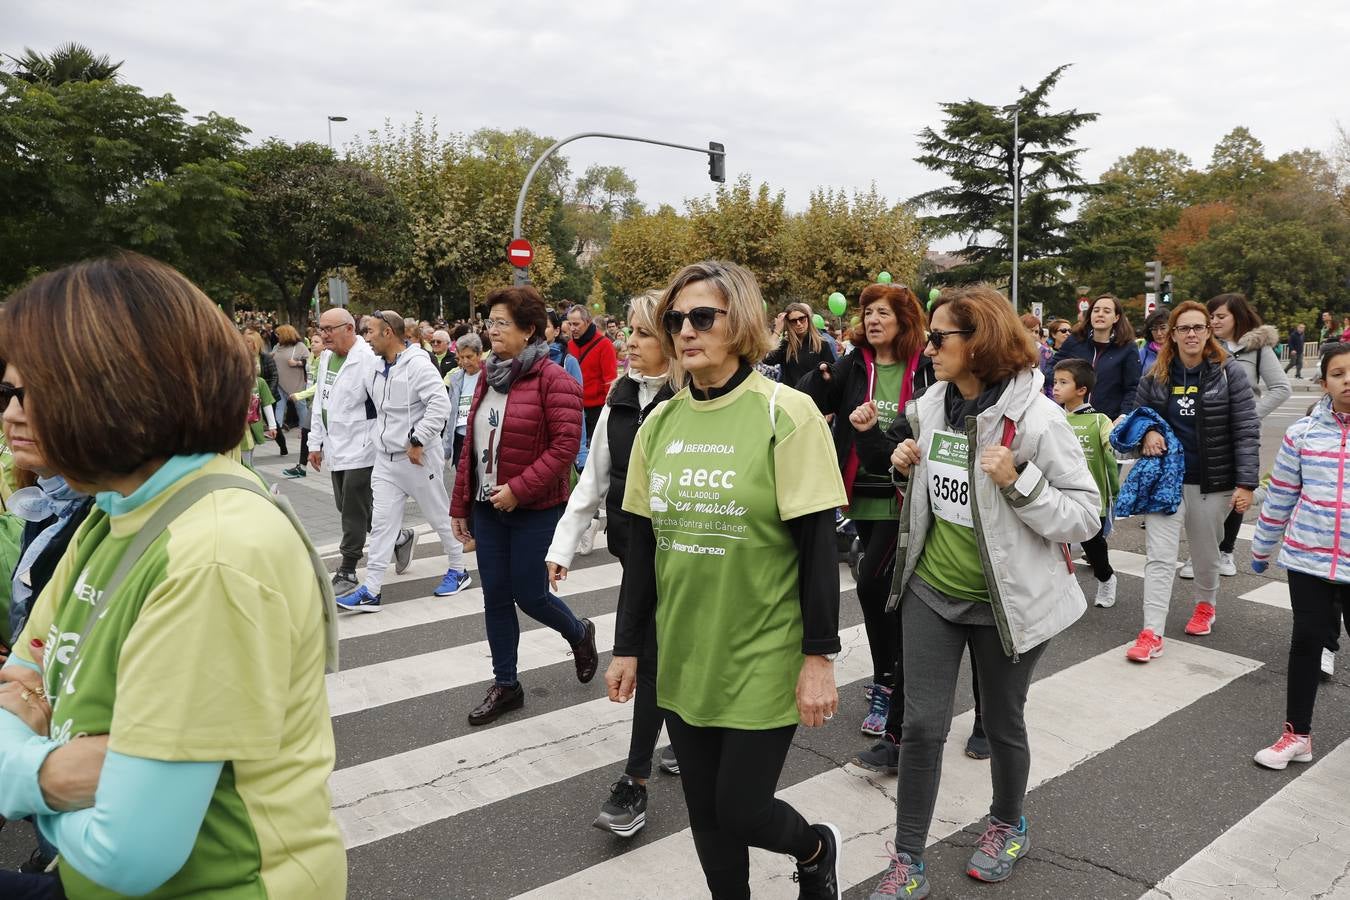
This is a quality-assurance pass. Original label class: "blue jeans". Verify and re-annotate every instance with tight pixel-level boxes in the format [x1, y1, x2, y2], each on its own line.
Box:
[473, 502, 585, 685]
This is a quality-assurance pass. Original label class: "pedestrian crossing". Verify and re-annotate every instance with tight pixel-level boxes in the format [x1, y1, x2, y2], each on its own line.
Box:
[321, 520, 1350, 899]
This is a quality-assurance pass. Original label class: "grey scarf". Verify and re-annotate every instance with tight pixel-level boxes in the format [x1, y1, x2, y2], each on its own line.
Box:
[486, 339, 550, 393]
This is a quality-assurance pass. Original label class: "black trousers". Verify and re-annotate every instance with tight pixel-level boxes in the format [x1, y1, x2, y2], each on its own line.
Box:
[854, 519, 900, 686]
[331, 466, 374, 571]
[1081, 518, 1114, 582]
[1285, 570, 1350, 734]
[583, 405, 603, 442]
[625, 621, 664, 779]
[664, 712, 819, 900]
[1219, 508, 1244, 554]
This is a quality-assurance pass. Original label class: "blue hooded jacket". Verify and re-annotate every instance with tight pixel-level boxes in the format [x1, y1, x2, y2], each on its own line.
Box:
[1110, 407, 1185, 517]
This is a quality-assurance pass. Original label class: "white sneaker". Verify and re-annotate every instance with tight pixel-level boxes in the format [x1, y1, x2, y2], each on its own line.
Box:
[1178, 558, 1194, 579]
[1322, 648, 1335, 679]
[1094, 575, 1118, 608]
[577, 518, 599, 556]
[1254, 724, 1313, 770]
[1218, 551, 1237, 576]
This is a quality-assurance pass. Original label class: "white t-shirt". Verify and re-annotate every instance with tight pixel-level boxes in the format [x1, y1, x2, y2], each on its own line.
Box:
[473, 387, 509, 503]
[456, 371, 480, 434]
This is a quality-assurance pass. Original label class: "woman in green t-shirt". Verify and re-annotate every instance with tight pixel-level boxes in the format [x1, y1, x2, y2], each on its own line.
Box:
[609, 260, 849, 898]
[862, 285, 1101, 900]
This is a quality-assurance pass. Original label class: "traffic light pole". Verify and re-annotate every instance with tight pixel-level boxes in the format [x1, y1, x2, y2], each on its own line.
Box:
[510, 132, 726, 286]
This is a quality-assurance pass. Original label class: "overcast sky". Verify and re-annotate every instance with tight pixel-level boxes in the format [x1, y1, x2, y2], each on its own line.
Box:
[13, 1, 1349, 247]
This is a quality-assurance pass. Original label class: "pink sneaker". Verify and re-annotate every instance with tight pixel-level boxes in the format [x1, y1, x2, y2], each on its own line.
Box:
[1125, 629, 1164, 663]
[1254, 723, 1312, 770]
[1184, 602, 1216, 636]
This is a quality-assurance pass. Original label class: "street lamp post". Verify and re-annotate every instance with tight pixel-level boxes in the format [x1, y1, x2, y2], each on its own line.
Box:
[1001, 102, 1020, 310]
[511, 132, 726, 286]
[327, 115, 348, 150]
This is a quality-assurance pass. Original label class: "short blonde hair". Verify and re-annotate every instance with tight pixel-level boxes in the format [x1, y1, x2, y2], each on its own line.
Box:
[618, 290, 684, 394]
[656, 261, 773, 365]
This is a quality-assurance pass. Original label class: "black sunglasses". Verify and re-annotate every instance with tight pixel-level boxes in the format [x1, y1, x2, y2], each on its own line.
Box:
[787, 315, 808, 324]
[927, 328, 974, 350]
[0, 382, 25, 408]
[663, 307, 728, 334]
[1055, 327, 1071, 334]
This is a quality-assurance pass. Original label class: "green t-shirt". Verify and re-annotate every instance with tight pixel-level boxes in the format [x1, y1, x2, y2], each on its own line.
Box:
[914, 427, 990, 602]
[239, 376, 276, 454]
[622, 371, 847, 729]
[17, 455, 346, 899]
[850, 362, 904, 521]
[1066, 409, 1120, 518]
[320, 352, 344, 428]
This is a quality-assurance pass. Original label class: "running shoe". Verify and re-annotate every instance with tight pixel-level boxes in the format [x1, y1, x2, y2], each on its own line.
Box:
[792, 823, 842, 899]
[967, 815, 1029, 883]
[1218, 551, 1237, 576]
[282, 464, 307, 479]
[1126, 629, 1164, 662]
[331, 569, 359, 595]
[1322, 648, 1335, 680]
[393, 528, 416, 574]
[658, 746, 680, 775]
[1094, 574, 1117, 608]
[1253, 723, 1313, 770]
[852, 735, 899, 775]
[965, 721, 991, 760]
[1184, 602, 1216, 636]
[336, 585, 381, 613]
[592, 775, 648, 837]
[433, 568, 471, 597]
[868, 845, 928, 899]
[861, 684, 891, 737]
[1178, 558, 1194, 579]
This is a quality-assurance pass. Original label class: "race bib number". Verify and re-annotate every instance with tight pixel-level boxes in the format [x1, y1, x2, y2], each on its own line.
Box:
[926, 430, 972, 527]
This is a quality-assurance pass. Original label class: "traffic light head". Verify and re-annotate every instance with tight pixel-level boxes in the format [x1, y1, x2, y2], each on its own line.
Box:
[1144, 260, 1162, 292]
[708, 142, 725, 183]
[1159, 275, 1173, 304]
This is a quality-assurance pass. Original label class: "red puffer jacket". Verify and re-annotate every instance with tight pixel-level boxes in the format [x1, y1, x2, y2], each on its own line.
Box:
[568, 325, 618, 408]
[451, 354, 583, 517]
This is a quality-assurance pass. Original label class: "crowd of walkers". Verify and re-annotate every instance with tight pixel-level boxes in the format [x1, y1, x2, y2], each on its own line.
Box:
[0, 250, 1345, 900]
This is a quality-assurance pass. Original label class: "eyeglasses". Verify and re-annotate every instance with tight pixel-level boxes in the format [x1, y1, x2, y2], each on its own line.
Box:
[787, 315, 808, 324]
[662, 307, 728, 334]
[1055, 327, 1071, 334]
[318, 323, 352, 335]
[486, 318, 516, 331]
[926, 328, 974, 350]
[0, 382, 25, 409]
[1173, 324, 1210, 336]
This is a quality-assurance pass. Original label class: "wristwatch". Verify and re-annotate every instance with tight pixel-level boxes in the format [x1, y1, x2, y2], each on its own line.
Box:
[409, 435, 423, 448]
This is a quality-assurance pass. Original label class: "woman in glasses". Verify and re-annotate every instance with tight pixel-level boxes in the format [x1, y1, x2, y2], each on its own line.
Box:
[1126, 301, 1259, 662]
[865, 285, 1100, 899]
[1050, 294, 1141, 420]
[609, 260, 849, 898]
[450, 286, 598, 727]
[768, 302, 836, 388]
[1046, 319, 1072, 351]
[1138, 308, 1171, 376]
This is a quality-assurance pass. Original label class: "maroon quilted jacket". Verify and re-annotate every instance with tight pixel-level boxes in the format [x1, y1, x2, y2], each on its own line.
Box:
[451, 353, 583, 517]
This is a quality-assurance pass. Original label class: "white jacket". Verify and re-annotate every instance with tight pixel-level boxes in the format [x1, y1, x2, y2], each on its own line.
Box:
[309, 338, 378, 472]
[889, 367, 1101, 656]
[368, 344, 452, 457]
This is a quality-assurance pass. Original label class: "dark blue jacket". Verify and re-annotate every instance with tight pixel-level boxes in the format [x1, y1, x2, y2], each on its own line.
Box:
[1051, 335, 1142, 420]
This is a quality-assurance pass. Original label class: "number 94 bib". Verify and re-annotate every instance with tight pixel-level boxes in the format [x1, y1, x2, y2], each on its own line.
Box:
[926, 430, 972, 527]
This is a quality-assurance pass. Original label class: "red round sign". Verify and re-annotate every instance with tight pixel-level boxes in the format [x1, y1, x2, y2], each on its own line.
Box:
[506, 238, 534, 268]
[1078, 299, 1090, 313]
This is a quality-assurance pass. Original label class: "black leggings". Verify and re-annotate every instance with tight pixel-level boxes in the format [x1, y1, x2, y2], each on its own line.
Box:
[664, 712, 819, 900]
[624, 621, 664, 779]
[1285, 571, 1350, 734]
[1081, 519, 1114, 582]
[1219, 508, 1243, 554]
[854, 519, 900, 686]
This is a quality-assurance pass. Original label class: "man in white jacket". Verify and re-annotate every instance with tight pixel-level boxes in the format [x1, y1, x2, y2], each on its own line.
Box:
[336, 310, 470, 611]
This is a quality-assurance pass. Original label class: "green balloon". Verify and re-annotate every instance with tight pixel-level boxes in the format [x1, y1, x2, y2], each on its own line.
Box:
[812, 313, 825, 329]
[877, 271, 893, 284]
[827, 291, 847, 316]
[928, 287, 941, 303]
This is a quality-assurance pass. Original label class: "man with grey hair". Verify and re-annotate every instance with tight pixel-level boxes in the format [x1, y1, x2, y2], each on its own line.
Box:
[567, 303, 618, 439]
[430, 329, 455, 378]
[443, 331, 484, 469]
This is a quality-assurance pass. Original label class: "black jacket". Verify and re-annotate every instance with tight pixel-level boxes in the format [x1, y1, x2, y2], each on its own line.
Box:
[1135, 356, 1260, 493]
[257, 352, 280, 401]
[603, 376, 675, 563]
[795, 346, 934, 499]
[764, 336, 836, 389]
[1051, 334, 1141, 419]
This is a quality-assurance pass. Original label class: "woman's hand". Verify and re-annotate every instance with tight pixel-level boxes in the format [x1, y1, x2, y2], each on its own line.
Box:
[796, 656, 838, 728]
[39, 734, 109, 812]
[546, 562, 568, 591]
[891, 438, 921, 476]
[490, 484, 518, 512]
[773, 312, 786, 335]
[1232, 487, 1254, 514]
[816, 362, 832, 383]
[606, 656, 638, 703]
[452, 517, 473, 544]
[849, 401, 879, 432]
[263, 428, 277, 440]
[1142, 430, 1166, 457]
[0, 681, 51, 736]
[979, 446, 1018, 489]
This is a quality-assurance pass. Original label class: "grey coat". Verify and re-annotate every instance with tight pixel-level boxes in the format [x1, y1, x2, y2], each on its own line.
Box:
[1223, 325, 1291, 419]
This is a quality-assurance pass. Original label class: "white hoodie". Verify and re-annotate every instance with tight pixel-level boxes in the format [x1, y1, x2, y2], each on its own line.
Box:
[309, 337, 378, 472]
[368, 345, 452, 457]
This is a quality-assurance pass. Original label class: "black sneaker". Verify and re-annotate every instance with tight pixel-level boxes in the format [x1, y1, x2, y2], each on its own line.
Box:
[331, 569, 359, 595]
[592, 774, 648, 837]
[393, 528, 416, 575]
[853, 735, 899, 775]
[282, 464, 307, 479]
[658, 745, 680, 775]
[965, 721, 991, 760]
[468, 681, 525, 726]
[793, 823, 842, 899]
[19, 847, 55, 873]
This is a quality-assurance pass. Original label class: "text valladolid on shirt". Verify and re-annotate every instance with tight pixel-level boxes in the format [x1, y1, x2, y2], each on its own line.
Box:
[17, 454, 345, 899]
[622, 370, 845, 729]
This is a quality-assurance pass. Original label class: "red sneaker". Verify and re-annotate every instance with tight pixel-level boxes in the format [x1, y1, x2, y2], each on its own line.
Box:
[1184, 602, 1216, 636]
[1126, 629, 1164, 662]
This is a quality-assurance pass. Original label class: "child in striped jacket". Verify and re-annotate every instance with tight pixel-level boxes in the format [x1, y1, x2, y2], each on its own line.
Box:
[1249, 343, 1350, 770]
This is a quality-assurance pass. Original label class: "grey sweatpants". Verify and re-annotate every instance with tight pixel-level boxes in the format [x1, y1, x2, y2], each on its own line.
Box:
[332, 466, 374, 571]
[894, 587, 1047, 860]
[1142, 483, 1232, 635]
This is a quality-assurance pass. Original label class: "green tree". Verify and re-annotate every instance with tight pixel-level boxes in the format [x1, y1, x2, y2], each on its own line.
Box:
[686, 175, 790, 301]
[599, 205, 696, 299]
[6, 42, 123, 85]
[1200, 126, 1276, 201]
[912, 65, 1098, 314]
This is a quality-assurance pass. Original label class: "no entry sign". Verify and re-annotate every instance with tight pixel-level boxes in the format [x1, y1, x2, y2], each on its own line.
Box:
[506, 238, 534, 268]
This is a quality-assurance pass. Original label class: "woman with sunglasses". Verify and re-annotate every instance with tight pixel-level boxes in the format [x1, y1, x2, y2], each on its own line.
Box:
[1126, 301, 1259, 662]
[609, 260, 849, 898]
[1050, 294, 1141, 420]
[865, 285, 1100, 899]
[768, 302, 837, 388]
